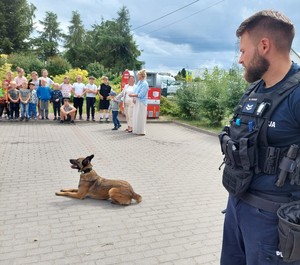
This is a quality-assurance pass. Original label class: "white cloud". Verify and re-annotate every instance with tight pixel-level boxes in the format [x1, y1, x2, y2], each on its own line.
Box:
[27, 0, 300, 74]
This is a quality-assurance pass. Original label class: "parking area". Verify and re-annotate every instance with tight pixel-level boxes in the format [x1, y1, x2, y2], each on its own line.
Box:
[0, 120, 227, 265]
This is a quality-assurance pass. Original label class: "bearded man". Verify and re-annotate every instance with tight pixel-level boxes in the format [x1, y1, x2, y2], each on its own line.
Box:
[219, 10, 300, 265]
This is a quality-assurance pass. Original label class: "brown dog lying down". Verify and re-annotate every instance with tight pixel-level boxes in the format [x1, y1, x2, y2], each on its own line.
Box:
[55, 155, 142, 205]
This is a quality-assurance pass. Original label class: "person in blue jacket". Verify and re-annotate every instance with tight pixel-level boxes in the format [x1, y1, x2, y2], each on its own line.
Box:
[129, 69, 149, 136]
[37, 78, 52, 120]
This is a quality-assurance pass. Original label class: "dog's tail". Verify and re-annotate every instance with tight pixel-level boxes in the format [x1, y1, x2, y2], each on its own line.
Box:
[132, 192, 142, 203]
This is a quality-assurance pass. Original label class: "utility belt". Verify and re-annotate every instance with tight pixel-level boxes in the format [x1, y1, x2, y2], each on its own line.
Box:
[240, 193, 300, 262]
[240, 192, 292, 213]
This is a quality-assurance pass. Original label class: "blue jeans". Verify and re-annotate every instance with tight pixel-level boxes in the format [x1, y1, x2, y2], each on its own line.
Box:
[28, 103, 37, 118]
[112, 110, 120, 128]
[221, 195, 300, 265]
[20, 102, 29, 118]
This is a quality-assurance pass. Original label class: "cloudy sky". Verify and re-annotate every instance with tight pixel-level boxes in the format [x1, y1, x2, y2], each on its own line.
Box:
[28, 0, 300, 74]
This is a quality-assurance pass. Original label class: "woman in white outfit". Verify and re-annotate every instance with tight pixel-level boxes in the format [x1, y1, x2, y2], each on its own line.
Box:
[119, 75, 136, 133]
[129, 69, 149, 136]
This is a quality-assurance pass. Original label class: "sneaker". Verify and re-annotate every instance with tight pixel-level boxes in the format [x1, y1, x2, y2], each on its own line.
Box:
[112, 127, 118, 130]
[60, 120, 64, 124]
[86, 118, 90, 122]
[70, 120, 75, 124]
[25, 118, 29, 122]
[54, 117, 57, 120]
[118, 124, 122, 128]
[46, 117, 49, 120]
[99, 118, 103, 123]
[92, 118, 95, 122]
[106, 118, 110, 123]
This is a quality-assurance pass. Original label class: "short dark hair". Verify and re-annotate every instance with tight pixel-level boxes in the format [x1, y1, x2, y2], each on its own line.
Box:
[236, 10, 295, 52]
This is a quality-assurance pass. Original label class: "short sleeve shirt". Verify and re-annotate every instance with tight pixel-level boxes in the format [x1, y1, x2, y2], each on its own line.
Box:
[62, 104, 74, 112]
[19, 89, 30, 101]
[8, 89, 20, 101]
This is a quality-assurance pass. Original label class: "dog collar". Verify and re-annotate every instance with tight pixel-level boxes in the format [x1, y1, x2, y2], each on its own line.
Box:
[82, 168, 92, 173]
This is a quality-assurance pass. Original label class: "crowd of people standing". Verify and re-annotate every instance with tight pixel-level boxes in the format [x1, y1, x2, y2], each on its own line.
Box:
[0, 68, 149, 135]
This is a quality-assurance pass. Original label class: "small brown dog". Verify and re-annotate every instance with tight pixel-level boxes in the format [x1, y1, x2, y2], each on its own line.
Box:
[55, 155, 142, 205]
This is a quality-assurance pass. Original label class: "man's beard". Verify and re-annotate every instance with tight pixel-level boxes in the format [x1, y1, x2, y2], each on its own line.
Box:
[244, 49, 269, 83]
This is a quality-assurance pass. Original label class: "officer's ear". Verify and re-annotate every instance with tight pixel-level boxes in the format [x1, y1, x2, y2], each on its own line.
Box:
[259, 37, 271, 55]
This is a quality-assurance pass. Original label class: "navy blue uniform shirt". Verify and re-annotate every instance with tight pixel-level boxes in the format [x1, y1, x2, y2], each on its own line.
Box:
[250, 62, 300, 195]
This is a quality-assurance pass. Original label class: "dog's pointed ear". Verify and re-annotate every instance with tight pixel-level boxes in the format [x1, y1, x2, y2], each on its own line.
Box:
[82, 155, 94, 167]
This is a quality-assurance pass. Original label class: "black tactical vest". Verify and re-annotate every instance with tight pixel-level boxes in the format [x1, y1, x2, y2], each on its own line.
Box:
[219, 72, 300, 196]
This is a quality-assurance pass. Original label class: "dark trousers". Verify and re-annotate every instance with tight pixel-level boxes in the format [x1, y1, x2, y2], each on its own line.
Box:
[0, 103, 4, 117]
[112, 110, 120, 128]
[86, 97, 96, 119]
[53, 101, 61, 117]
[220, 195, 300, 265]
[40, 100, 49, 118]
[73, 97, 83, 118]
[9, 102, 19, 119]
[3, 102, 10, 117]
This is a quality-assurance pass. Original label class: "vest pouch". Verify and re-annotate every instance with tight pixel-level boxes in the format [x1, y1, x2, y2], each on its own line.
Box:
[219, 131, 242, 167]
[222, 164, 253, 197]
[277, 201, 300, 262]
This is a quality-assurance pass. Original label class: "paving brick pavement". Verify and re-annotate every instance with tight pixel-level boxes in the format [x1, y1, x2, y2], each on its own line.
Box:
[0, 117, 228, 265]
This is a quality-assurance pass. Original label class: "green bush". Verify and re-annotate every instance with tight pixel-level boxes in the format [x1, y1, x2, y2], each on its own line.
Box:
[175, 82, 203, 120]
[172, 66, 246, 127]
[7, 53, 44, 75]
[159, 96, 179, 116]
[86, 62, 106, 78]
[225, 67, 248, 113]
[199, 90, 226, 126]
[46, 56, 72, 77]
[197, 67, 228, 126]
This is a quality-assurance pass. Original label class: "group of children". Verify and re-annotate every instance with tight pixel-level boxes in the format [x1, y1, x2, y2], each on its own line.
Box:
[0, 68, 124, 129]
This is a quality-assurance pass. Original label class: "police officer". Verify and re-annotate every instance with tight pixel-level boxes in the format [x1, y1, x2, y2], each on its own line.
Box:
[220, 10, 300, 265]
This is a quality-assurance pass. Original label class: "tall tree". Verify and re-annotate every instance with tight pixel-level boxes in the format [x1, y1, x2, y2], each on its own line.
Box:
[85, 6, 142, 73]
[0, 0, 36, 54]
[113, 6, 142, 72]
[64, 11, 86, 67]
[34, 11, 63, 62]
[64, 11, 85, 49]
